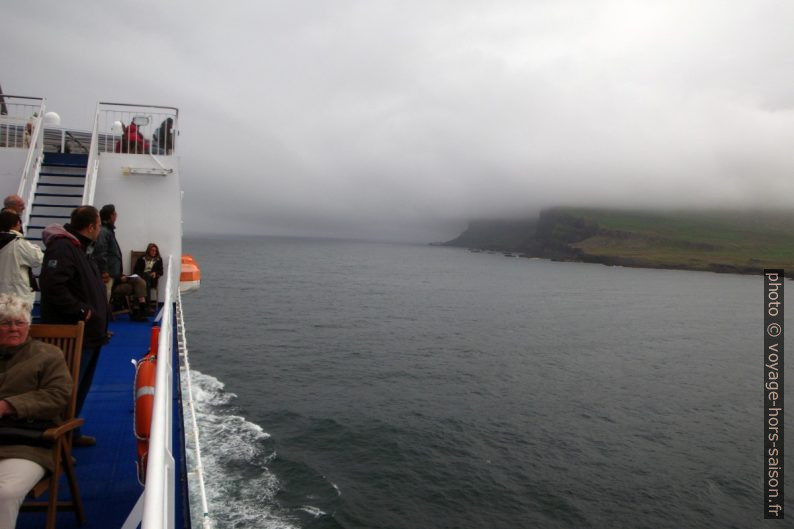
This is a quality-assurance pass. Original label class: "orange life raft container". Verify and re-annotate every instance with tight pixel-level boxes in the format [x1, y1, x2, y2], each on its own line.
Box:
[180, 254, 201, 293]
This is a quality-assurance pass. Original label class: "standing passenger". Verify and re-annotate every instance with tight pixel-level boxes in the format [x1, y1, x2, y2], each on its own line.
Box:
[39, 206, 109, 447]
[0, 210, 43, 305]
[154, 117, 174, 154]
[94, 204, 150, 321]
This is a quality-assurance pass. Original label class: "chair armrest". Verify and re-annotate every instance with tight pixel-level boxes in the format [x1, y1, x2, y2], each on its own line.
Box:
[42, 418, 85, 440]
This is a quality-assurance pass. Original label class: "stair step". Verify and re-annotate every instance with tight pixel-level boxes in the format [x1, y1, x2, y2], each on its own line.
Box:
[31, 204, 76, 209]
[39, 172, 85, 178]
[37, 183, 85, 188]
[34, 193, 83, 198]
[40, 163, 84, 167]
[42, 153, 89, 168]
[39, 162, 88, 169]
[30, 214, 70, 219]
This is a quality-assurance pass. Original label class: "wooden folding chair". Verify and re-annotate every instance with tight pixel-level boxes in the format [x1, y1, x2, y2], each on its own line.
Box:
[109, 288, 133, 320]
[21, 321, 86, 528]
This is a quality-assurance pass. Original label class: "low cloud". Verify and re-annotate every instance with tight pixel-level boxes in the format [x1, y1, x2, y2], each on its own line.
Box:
[4, 1, 793, 241]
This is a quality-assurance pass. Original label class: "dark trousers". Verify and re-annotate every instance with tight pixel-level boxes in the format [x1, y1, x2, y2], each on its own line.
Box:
[141, 275, 159, 302]
[75, 345, 102, 417]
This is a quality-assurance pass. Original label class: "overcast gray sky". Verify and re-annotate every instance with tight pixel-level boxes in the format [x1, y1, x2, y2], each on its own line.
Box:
[4, 0, 793, 241]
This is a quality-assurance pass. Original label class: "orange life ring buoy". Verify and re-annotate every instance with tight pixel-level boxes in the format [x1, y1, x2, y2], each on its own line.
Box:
[134, 326, 159, 484]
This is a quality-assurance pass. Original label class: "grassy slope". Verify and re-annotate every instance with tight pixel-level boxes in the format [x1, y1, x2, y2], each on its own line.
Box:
[561, 208, 794, 272]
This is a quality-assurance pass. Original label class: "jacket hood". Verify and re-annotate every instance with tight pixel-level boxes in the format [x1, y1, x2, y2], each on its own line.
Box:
[42, 224, 80, 247]
[0, 232, 17, 252]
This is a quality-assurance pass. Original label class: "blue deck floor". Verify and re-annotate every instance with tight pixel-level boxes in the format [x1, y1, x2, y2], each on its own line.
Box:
[18, 311, 177, 529]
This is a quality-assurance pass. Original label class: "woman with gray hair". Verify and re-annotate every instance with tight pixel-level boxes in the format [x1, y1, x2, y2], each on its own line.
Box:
[0, 293, 72, 528]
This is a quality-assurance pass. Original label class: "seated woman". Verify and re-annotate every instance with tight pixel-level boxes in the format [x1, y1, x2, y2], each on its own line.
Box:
[0, 293, 72, 528]
[134, 243, 164, 304]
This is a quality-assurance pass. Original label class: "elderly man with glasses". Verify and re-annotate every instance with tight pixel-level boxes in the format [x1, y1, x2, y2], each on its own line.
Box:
[0, 293, 72, 528]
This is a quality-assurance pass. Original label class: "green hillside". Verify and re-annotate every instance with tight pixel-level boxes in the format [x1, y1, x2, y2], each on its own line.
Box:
[446, 208, 794, 276]
[567, 208, 794, 273]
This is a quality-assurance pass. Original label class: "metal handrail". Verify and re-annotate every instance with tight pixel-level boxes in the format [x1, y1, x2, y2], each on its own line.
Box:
[176, 290, 212, 529]
[83, 104, 100, 205]
[65, 131, 89, 154]
[142, 255, 176, 528]
[99, 102, 179, 114]
[0, 95, 44, 103]
[16, 98, 46, 230]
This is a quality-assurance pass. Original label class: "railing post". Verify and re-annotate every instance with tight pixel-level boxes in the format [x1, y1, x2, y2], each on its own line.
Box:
[83, 103, 101, 205]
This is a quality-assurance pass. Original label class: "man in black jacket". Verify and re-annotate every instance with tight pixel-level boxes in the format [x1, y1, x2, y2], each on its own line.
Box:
[94, 204, 150, 320]
[39, 205, 110, 447]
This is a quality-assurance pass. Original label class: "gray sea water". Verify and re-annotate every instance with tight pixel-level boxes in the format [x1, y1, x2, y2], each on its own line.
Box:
[181, 236, 791, 529]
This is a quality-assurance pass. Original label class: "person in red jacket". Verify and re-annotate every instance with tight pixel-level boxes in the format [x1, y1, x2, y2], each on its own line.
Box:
[114, 122, 150, 154]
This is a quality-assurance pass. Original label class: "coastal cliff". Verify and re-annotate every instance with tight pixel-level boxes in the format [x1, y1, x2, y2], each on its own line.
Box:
[444, 208, 794, 277]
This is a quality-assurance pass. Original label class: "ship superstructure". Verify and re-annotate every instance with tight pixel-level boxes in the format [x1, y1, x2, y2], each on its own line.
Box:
[0, 93, 208, 528]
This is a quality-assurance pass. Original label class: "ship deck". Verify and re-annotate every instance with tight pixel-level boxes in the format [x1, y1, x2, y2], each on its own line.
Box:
[18, 308, 187, 529]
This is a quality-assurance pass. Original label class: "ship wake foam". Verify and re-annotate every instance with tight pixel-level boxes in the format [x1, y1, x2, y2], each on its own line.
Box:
[184, 369, 300, 529]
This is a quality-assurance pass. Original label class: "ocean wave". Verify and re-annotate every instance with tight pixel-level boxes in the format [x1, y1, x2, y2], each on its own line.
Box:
[299, 505, 326, 518]
[189, 370, 237, 404]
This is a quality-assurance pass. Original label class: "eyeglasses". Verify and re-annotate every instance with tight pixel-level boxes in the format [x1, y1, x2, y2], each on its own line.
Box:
[0, 320, 30, 328]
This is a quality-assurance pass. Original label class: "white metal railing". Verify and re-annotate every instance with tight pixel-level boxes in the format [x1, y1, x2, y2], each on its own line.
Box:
[142, 254, 176, 528]
[176, 289, 212, 529]
[2, 96, 46, 230]
[0, 95, 43, 150]
[42, 128, 91, 154]
[85, 102, 178, 189]
[121, 256, 176, 529]
[95, 102, 178, 156]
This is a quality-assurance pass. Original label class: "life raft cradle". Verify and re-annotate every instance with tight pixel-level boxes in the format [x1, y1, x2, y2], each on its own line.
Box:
[133, 326, 160, 486]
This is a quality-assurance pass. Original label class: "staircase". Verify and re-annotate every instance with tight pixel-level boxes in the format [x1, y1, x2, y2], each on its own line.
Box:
[26, 152, 88, 246]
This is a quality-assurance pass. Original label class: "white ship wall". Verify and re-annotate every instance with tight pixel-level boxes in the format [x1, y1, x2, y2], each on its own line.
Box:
[93, 153, 183, 302]
[0, 149, 27, 196]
